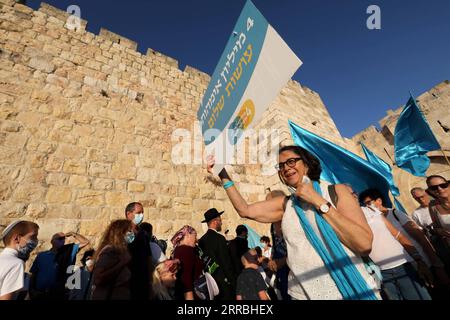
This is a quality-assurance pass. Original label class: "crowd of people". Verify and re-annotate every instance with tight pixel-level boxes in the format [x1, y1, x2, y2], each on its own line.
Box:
[0, 145, 449, 300]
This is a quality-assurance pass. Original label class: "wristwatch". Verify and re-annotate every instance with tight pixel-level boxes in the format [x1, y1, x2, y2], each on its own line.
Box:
[318, 202, 332, 214]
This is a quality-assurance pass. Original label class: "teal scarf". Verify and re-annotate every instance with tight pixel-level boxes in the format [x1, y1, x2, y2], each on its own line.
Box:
[292, 181, 378, 300]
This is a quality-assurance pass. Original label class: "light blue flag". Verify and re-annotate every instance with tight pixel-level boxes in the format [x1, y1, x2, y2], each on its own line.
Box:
[289, 121, 393, 207]
[361, 143, 400, 196]
[243, 224, 261, 249]
[394, 95, 441, 177]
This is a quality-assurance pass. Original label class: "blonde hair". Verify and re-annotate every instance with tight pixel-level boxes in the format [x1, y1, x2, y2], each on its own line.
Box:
[152, 262, 173, 300]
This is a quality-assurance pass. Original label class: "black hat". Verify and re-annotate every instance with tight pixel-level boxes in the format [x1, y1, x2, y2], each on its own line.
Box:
[201, 208, 224, 223]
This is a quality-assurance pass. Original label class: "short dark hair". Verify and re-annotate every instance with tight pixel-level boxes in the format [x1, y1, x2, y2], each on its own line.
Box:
[254, 246, 262, 257]
[278, 145, 322, 182]
[359, 188, 386, 206]
[235, 225, 247, 236]
[260, 236, 271, 244]
[242, 249, 259, 265]
[426, 175, 447, 186]
[125, 202, 142, 217]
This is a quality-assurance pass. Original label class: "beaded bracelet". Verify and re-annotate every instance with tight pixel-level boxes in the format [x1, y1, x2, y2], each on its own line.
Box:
[223, 181, 235, 190]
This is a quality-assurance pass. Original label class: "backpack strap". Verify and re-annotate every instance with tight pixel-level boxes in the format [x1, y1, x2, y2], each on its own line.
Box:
[391, 209, 400, 222]
[327, 184, 338, 207]
[428, 201, 442, 229]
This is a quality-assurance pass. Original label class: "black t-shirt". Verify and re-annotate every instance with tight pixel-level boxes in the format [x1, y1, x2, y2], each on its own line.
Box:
[236, 268, 267, 300]
[128, 228, 152, 299]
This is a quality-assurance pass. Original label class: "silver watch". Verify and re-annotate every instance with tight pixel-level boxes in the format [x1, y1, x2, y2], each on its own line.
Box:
[319, 202, 332, 214]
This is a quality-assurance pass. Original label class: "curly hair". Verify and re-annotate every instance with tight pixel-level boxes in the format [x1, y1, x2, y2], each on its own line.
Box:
[94, 219, 132, 261]
[358, 188, 385, 206]
[278, 145, 322, 183]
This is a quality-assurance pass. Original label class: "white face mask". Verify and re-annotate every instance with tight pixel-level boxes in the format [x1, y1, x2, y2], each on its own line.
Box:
[85, 259, 94, 268]
[133, 213, 144, 225]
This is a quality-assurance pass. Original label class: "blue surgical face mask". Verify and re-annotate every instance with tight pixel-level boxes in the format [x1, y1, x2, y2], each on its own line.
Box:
[133, 213, 144, 225]
[260, 242, 267, 249]
[17, 239, 38, 260]
[125, 231, 135, 244]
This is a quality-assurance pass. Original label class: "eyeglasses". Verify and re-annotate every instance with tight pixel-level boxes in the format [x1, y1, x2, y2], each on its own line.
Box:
[275, 158, 302, 171]
[427, 181, 449, 192]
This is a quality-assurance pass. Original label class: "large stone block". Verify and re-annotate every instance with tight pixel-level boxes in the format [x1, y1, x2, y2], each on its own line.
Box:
[156, 196, 172, 209]
[127, 181, 145, 193]
[110, 156, 136, 180]
[105, 191, 130, 207]
[25, 203, 47, 219]
[28, 56, 56, 73]
[76, 190, 105, 206]
[68, 175, 91, 189]
[12, 184, 46, 202]
[45, 186, 72, 204]
[92, 178, 114, 191]
[63, 159, 87, 175]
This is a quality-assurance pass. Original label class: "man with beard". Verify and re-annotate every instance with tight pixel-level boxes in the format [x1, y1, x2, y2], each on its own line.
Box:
[198, 208, 236, 300]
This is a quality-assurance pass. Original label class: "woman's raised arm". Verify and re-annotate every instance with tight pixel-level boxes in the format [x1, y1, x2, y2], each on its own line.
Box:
[207, 156, 285, 223]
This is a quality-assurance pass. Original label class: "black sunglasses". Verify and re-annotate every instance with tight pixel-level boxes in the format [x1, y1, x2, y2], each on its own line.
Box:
[275, 158, 302, 171]
[427, 181, 449, 192]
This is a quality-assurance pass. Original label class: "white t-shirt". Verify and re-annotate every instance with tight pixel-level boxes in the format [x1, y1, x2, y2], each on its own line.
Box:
[262, 247, 272, 259]
[150, 242, 167, 265]
[362, 207, 412, 270]
[0, 248, 26, 299]
[385, 208, 431, 266]
[412, 207, 433, 229]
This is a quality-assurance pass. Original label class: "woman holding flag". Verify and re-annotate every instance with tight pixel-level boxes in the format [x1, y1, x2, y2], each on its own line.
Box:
[206, 145, 380, 300]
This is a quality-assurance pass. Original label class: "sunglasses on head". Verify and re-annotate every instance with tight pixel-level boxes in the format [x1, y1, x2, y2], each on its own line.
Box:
[427, 181, 449, 192]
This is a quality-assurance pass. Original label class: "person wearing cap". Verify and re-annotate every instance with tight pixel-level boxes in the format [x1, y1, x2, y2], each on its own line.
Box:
[29, 230, 89, 300]
[198, 208, 236, 300]
[228, 225, 249, 277]
[125, 202, 153, 300]
[0, 220, 39, 300]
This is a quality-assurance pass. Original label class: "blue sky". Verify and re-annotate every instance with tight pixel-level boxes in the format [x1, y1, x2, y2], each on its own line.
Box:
[28, 0, 450, 138]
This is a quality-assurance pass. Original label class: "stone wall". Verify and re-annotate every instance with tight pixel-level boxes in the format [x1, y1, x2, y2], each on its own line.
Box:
[0, 1, 269, 255]
[1, 0, 449, 259]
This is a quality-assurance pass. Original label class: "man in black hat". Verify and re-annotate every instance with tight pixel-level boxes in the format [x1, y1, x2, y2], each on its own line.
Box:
[198, 208, 236, 300]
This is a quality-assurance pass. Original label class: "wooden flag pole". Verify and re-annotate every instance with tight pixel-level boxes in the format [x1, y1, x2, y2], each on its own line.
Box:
[441, 149, 450, 166]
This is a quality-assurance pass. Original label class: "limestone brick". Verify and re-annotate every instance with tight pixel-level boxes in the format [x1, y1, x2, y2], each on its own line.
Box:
[1, 2, 447, 251]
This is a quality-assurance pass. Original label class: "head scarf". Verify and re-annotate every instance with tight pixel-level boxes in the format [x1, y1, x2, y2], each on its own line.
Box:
[170, 225, 196, 248]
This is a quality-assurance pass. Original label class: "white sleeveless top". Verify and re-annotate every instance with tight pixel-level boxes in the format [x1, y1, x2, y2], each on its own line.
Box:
[437, 213, 450, 230]
[362, 206, 412, 270]
[281, 181, 379, 300]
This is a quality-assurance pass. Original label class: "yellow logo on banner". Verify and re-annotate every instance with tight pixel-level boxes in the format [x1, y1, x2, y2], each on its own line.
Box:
[229, 99, 256, 145]
[236, 99, 255, 129]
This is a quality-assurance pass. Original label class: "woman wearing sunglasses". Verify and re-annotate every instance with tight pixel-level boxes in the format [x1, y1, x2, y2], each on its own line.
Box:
[426, 175, 450, 275]
[206, 145, 379, 300]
